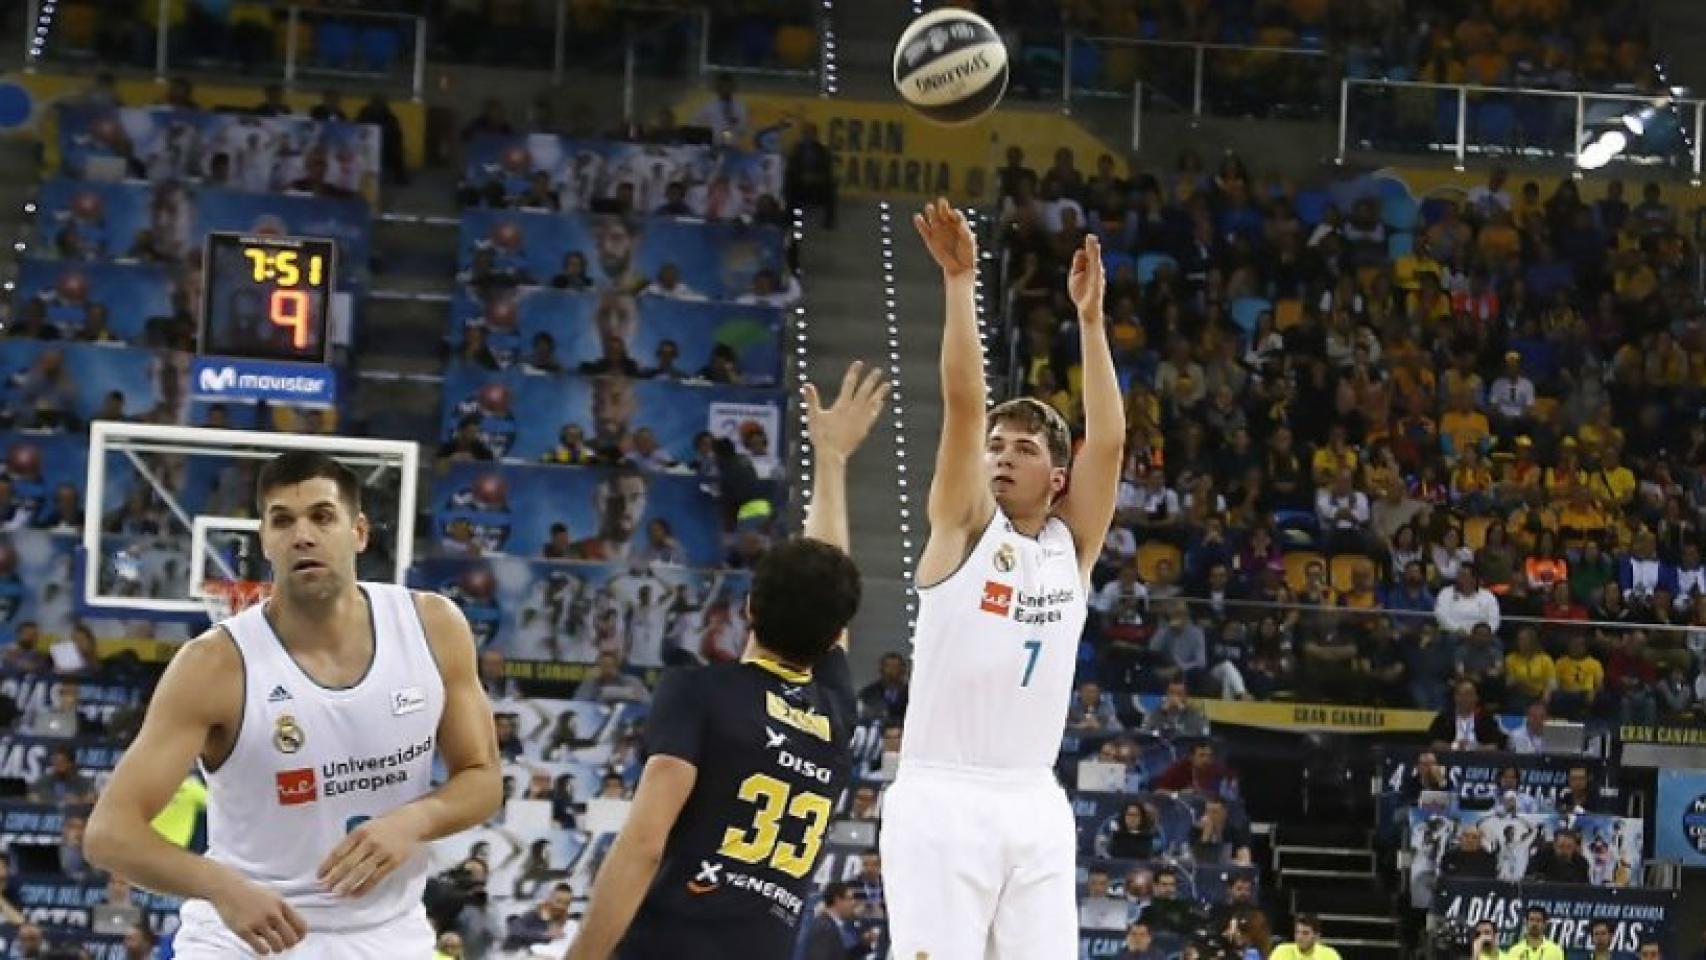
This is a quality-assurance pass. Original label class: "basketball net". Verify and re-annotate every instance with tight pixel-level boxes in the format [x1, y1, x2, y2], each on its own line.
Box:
[201, 579, 271, 622]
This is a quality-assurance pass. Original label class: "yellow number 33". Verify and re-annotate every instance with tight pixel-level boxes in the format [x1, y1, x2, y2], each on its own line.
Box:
[718, 773, 833, 878]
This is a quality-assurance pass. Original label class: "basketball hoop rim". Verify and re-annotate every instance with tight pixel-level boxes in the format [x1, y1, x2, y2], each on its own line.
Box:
[201, 579, 272, 621]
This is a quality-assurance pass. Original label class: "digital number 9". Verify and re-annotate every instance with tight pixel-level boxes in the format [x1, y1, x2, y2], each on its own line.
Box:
[269, 289, 311, 349]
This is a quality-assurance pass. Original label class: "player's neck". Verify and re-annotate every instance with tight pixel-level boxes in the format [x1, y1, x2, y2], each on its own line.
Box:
[266, 584, 369, 649]
[998, 497, 1053, 538]
[741, 641, 811, 678]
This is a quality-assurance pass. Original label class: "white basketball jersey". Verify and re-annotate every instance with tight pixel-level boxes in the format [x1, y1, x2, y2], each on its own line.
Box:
[200, 583, 444, 930]
[901, 510, 1087, 770]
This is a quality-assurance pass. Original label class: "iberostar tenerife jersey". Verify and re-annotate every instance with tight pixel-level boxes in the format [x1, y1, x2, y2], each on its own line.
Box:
[621, 648, 855, 958]
[902, 509, 1087, 769]
[199, 583, 444, 930]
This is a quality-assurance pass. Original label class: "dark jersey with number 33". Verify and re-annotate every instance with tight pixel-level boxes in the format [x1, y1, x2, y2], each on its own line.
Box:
[618, 648, 856, 959]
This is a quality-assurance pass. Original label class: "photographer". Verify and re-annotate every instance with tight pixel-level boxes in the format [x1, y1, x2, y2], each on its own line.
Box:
[425, 857, 498, 959]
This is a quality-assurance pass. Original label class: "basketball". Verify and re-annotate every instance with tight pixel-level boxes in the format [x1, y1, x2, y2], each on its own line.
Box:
[892, 9, 1009, 125]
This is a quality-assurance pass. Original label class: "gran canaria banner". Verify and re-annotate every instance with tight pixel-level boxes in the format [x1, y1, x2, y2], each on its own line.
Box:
[678, 92, 1122, 203]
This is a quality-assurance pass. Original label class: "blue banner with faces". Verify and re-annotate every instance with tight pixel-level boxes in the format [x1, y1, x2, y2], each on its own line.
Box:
[36, 178, 371, 286]
[456, 208, 785, 302]
[13, 259, 178, 345]
[0, 532, 79, 646]
[439, 360, 784, 466]
[0, 432, 90, 530]
[58, 105, 383, 203]
[1655, 769, 1706, 866]
[461, 134, 783, 220]
[11, 877, 181, 937]
[410, 555, 753, 666]
[446, 287, 783, 386]
[430, 461, 724, 567]
[0, 340, 199, 431]
[1433, 879, 1677, 959]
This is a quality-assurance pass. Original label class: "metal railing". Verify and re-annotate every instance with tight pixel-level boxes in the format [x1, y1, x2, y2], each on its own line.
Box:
[1337, 77, 1706, 182]
[1050, 33, 1334, 120]
[25, 0, 429, 100]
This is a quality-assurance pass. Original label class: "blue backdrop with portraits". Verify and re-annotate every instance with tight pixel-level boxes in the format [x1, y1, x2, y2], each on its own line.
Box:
[58, 105, 383, 204]
[460, 134, 783, 221]
[438, 360, 784, 464]
[36, 178, 371, 286]
[410, 554, 753, 666]
[14, 258, 176, 344]
[456, 208, 784, 301]
[446, 287, 783, 385]
[430, 461, 723, 566]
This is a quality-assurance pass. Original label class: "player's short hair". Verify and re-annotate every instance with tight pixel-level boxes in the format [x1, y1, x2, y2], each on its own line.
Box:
[987, 397, 1072, 467]
[1525, 904, 1548, 921]
[256, 451, 361, 515]
[749, 537, 861, 666]
[1590, 920, 1612, 934]
[1294, 913, 1321, 934]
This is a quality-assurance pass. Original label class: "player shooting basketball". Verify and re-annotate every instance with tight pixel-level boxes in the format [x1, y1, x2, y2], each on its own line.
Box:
[880, 200, 1122, 958]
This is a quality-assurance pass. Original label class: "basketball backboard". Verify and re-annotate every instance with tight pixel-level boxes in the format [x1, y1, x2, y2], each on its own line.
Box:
[82, 420, 419, 619]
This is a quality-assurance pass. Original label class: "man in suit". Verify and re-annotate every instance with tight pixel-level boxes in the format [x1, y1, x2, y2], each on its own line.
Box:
[802, 881, 860, 960]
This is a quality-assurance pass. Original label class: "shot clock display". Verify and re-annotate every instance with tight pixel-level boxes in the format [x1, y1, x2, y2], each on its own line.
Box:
[200, 232, 336, 364]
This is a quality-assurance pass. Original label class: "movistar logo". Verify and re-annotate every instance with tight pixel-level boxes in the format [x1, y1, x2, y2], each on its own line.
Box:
[199, 366, 238, 391]
[197, 365, 329, 397]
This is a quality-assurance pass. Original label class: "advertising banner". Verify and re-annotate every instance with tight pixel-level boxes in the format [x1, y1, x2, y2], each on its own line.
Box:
[190, 356, 337, 406]
[1433, 879, 1677, 959]
[1654, 769, 1706, 866]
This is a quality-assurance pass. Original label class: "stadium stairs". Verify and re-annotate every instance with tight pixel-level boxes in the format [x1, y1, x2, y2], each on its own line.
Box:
[1270, 820, 1404, 957]
[792, 199, 930, 669]
[349, 168, 464, 450]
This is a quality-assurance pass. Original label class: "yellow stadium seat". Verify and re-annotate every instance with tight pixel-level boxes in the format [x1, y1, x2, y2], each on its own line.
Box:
[274, 17, 310, 61]
[1283, 550, 1326, 593]
[1463, 515, 1494, 550]
[1103, 46, 1141, 88]
[775, 25, 817, 69]
[1530, 396, 1559, 424]
[1275, 298, 1303, 330]
[60, 4, 97, 49]
[1329, 553, 1376, 593]
[1136, 541, 1181, 583]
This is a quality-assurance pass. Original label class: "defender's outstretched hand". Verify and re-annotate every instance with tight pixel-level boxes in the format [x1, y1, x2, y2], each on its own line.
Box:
[802, 360, 889, 463]
[1067, 232, 1105, 321]
[914, 198, 977, 278]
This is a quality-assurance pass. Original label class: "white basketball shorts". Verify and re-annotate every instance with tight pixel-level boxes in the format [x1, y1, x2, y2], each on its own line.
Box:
[879, 761, 1078, 960]
[172, 899, 437, 958]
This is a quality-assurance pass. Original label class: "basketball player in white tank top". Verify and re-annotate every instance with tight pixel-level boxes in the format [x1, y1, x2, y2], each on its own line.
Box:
[882, 201, 1122, 959]
[87, 452, 503, 957]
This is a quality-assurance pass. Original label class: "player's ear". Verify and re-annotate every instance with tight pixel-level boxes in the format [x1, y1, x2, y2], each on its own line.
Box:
[353, 510, 370, 552]
[1050, 466, 1069, 496]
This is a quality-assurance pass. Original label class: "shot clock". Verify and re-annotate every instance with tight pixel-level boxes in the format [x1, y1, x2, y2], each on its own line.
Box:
[200, 232, 336, 364]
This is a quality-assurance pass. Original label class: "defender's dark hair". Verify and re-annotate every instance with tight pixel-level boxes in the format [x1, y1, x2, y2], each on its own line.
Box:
[750, 538, 861, 666]
[821, 881, 855, 905]
[1295, 913, 1322, 933]
[256, 451, 361, 514]
[987, 397, 1072, 467]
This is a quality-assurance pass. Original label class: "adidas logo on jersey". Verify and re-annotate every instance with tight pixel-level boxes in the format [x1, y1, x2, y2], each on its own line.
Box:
[267, 685, 293, 703]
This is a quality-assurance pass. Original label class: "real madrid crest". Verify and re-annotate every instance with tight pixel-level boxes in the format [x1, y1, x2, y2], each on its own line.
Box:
[273, 714, 305, 754]
[994, 542, 1016, 573]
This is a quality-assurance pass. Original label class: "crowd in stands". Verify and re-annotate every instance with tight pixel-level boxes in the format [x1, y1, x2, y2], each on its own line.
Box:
[1002, 0, 1655, 90]
[992, 141, 1706, 737]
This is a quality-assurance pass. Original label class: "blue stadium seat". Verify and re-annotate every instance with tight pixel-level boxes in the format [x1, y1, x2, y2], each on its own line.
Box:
[1293, 189, 1330, 226]
[1473, 101, 1516, 146]
[1381, 192, 1418, 231]
[1069, 36, 1103, 89]
[1231, 297, 1270, 336]
[1102, 250, 1137, 283]
[1418, 196, 1453, 226]
[314, 21, 356, 67]
[1135, 252, 1176, 285]
[1388, 231, 1414, 258]
[358, 25, 402, 72]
